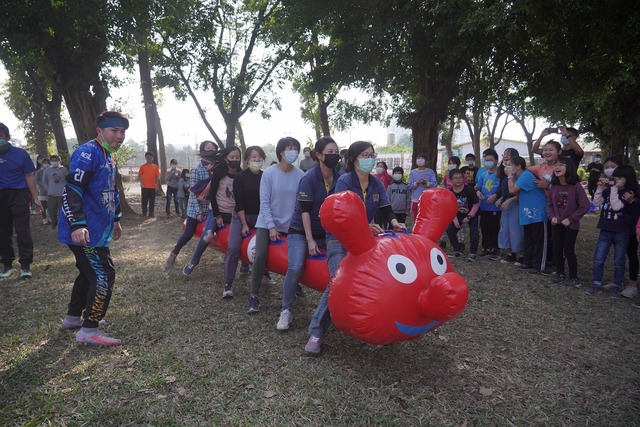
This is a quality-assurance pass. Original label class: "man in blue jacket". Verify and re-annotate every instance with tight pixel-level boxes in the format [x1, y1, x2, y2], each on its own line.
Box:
[0, 122, 42, 279]
[59, 111, 128, 346]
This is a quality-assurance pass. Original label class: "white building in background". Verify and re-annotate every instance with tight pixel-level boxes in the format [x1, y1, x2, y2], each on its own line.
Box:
[387, 132, 397, 145]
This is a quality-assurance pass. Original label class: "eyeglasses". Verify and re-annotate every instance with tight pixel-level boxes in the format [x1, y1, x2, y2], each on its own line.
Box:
[359, 153, 377, 160]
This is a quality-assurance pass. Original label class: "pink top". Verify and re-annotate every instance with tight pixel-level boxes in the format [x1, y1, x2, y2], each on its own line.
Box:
[374, 171, 393, 190]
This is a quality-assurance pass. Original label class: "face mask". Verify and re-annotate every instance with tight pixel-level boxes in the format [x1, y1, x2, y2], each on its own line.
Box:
[321, 153, 340, 169]
[393, 173, 403, 181]
[249, 161, 263, 172]
[485, 161, 495, 169]
[227, 160, 240, 170]
[185, 174, 190, 179]
[101, 141, 119, 153]
[304, 151, 311, 159]
[560, 135, 570, 145]
[283, 150, 299, 164]
[358, 158, 376, 174]
[42, 163, 50, 169]
[604, 167, 616, 177]
[416, 159, 426, 167]
[466, 160, 474, 166]
[170, 163, 177, 168]
[51, 161, 60, 168]
[448, 164, 456, 170]
[595, 157, 601, 163]
[375, 167, 384, 174]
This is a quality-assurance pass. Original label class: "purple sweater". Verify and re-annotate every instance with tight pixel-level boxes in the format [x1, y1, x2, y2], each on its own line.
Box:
[546, 183, 590, 230]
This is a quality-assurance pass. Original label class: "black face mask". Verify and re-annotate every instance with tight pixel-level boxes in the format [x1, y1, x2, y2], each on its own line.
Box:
[322, 154, 340, 169]
[227, 160, 241, 170]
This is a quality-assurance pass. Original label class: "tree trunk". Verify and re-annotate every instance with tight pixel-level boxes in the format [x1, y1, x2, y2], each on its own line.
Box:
[318, 94, 331, 137]
[63, 86, 105, 143]
[32, 104, 49, 157]
[408, 110, 440, 170]
[464, 110, 483, 162]
[156, 110, 166, 196]
[48, 89, 69, 162]
[441, 116, 456, 159]
[116, 172, 136, 215]
[138, 47, 158, 160]
[236, 122, 247, 152]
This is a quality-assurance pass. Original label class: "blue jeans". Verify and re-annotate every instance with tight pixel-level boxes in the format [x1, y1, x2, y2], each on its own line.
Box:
[188, 211, 216, 265]
[592, 229, 629, 285]
[281, 234, 326, 311]
[308, 239, 346, 338]
[498, 201, 523, 253]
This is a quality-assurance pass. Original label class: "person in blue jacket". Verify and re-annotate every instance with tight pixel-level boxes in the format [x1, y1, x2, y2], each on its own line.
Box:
[58, 111, 128, 346]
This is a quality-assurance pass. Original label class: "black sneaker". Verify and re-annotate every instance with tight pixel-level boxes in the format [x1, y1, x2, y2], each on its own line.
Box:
[585, 284, 601, 296]
[501, 254, 517, 263]
[439, 240, 447, 249]
[479, 250, 491, 258]
[540, 268, 555, 276]
[565, 277, 582, 288]
[248, 296, 260, 313]
[551, 274, 566, 285]
[488, 251, 500, 261]
[447, 251, 462, 259]
[516, 263, 532, 270]
[514, 257, 525, 267]
[467, 253, 477, 262]
[527, 268, 540, 274]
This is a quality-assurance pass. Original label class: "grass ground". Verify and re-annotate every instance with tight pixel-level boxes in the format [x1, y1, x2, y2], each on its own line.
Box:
[1, 196, 639, 426]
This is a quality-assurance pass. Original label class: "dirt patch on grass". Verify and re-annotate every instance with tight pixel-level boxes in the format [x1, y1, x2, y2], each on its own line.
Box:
[1, 197, 638, 426]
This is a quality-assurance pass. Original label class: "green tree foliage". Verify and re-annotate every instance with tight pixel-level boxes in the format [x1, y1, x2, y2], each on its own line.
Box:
[497, 1, 640, 157]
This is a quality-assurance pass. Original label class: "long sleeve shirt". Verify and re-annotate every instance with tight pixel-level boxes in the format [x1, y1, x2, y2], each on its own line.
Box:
[255, 165, 304, 233]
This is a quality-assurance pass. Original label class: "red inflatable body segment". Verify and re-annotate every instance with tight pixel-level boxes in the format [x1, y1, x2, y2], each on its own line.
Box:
[189, 221, 330, 292]
[319, 188, 469, 345]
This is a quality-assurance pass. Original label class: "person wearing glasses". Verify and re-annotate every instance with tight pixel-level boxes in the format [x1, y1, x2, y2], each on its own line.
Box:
[532, 126, 584, 168]
[407, 153, 438, 219]
[163, 141, 218, 274]
[305, 141, 406, 355]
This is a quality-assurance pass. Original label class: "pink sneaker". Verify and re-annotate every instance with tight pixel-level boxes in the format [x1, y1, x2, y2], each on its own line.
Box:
[305, 335, 323, 355]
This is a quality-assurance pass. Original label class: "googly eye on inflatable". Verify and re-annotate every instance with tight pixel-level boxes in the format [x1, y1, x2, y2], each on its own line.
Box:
[320, 188, 469, 345]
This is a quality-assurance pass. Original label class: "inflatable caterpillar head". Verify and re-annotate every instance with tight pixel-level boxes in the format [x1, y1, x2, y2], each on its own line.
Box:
[320, 188, 469, 345]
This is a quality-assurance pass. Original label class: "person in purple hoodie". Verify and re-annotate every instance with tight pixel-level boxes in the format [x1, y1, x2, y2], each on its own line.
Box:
[546, 158, 590, 287]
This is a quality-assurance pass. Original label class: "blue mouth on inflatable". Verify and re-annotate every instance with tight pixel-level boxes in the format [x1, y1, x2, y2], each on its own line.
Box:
[395, 320, 440, 336]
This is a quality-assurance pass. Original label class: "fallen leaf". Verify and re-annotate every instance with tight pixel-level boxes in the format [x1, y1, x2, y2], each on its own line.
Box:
[177, 387, 187, 396]
[479, 387, 493, 396]
[312, 399, 322, 405]
[63, 356, 72, 366]
[165, 375, 177, 383]
[39, 340, 49, 347]
[157, 394, 167, 399]
[264, 390, 277, 398]
[44, 264, 51, 271]
[541, 337, 550, 342]
[245, 384, 255, 389]
[81, 376, 91, 382]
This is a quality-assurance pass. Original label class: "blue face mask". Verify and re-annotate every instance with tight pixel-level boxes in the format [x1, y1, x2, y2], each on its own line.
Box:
[358, 158, 376, 174]
[485, 161, 495, 169]
[284, 150, 299, 164]
[0, 139, 7, 148]
[560, 135, 570, 145]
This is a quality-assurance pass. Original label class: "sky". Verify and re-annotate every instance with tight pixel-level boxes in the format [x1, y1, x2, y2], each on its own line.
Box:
[0, 66, 394, 151]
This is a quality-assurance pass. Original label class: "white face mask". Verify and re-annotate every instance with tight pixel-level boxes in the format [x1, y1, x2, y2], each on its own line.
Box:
[393, 173, 403, 181]
[375, 167, 384, 174]
[604, 167, 616, 177]
[283, 150, 299, 164]
[466, 160, 474, 166]
[51, 161, 60, 168]
[448, 164, 456, 170]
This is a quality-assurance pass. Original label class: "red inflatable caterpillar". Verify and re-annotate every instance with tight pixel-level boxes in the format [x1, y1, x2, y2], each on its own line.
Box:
[190, 221, 330, 292]
[319, 188, 469, 345]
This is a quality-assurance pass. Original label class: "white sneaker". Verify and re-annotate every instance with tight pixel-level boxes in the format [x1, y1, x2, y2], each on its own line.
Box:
[222, 284, 234, 299]
[76, 328, 121, 346]
[276, 309, 294, 331]
[621, 286, 638, 298]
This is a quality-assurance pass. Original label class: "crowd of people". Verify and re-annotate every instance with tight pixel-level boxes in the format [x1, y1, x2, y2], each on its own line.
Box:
[2, 114, 639, 351]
